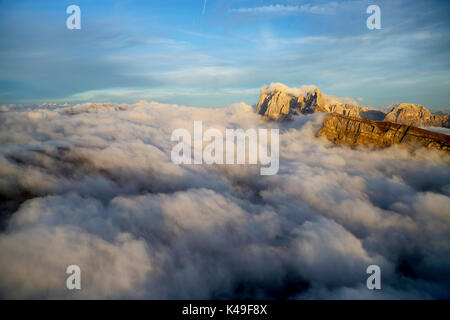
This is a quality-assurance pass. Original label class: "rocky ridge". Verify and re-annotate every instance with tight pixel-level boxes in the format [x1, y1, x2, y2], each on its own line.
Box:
[316, 113, 450, 151]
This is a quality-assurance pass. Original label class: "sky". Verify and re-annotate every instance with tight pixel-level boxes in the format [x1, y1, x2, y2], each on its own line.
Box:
[0, 0, 449, 109]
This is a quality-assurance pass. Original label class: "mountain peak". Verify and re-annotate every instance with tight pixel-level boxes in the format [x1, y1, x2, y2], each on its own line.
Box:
[256, 83, 358, 119]
[384, 103, 448, 127]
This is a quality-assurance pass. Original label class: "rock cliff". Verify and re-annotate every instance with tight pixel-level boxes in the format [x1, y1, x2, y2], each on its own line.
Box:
[316, 113, 450, 151]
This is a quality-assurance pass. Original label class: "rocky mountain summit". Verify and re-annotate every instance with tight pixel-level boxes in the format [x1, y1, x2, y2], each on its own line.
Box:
[256, 84, 360, 120]
[256, 84, 449, 129]
[384, 103, 449, 128]
[317, 113, 450, 151]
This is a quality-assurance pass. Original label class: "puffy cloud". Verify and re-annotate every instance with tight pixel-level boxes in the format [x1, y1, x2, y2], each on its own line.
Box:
[0, 225, 153, 299]
[0, 101, 449, 299]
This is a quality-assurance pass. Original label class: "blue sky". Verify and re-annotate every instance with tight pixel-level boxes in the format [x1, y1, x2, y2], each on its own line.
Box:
[0, 0, 449, 109]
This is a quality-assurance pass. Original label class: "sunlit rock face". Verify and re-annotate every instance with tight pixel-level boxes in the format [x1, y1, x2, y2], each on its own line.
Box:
[256, 85, 362, 120]
[384, 103, 450, 128]
[317, 113, 450, 151]
[256, 86, 294, 120]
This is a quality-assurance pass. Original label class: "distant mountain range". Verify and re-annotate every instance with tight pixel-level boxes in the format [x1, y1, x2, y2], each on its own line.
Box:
[256, 84, 450, 128]
[256, 84, 450, 151]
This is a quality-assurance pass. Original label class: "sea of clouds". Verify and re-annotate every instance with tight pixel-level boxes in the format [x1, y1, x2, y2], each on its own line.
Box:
[0, 101, 449, 299]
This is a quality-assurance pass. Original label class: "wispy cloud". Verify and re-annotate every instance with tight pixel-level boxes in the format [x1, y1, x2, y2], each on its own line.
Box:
[229, 4, 336, 15]
[202, 0, 207, 15]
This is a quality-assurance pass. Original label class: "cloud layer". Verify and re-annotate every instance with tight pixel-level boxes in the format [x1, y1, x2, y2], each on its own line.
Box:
[0, 102, 449, 299]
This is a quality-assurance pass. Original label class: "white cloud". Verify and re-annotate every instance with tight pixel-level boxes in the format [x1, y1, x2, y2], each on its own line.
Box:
[261, 82, 317, 96]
